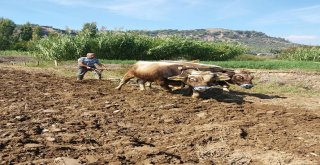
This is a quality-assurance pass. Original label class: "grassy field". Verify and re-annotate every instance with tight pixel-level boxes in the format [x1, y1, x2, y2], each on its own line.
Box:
[205, 60, 320, 71]
[1, 50, 320, 71]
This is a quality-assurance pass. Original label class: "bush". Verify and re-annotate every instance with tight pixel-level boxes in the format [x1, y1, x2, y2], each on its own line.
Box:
[10, 41, 36, 51]
[34, 34, 78, 60]
[279, 46, 320, 61]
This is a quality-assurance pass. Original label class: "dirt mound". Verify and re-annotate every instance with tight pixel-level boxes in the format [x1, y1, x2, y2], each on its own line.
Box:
[0, 67, 319, 164]
[0, 56, 34, 63]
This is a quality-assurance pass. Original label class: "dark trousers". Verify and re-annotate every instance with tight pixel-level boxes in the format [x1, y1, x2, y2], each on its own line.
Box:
[77, 66, 101, 80]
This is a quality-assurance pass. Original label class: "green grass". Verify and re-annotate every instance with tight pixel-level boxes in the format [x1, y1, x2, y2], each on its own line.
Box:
[0, 50, 32, 56]
[203, 60, 320, 71]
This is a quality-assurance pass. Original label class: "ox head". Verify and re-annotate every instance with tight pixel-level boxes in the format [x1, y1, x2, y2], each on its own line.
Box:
[168, 70, 230, 92]
[230, 70, 254, 89]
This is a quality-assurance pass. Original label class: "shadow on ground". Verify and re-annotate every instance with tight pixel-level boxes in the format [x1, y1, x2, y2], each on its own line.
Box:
[172, 87, 287, 104]
[231, 90, 287, 99]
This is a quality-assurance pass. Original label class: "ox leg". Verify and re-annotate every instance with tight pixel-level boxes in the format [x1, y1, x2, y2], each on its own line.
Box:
[115, 72, 135, 90]
[185, 86, 193, 96]
[219, 81, 230, 92]
[183, 86, 200, 98]
[137, 79, 146, 90]
[157, 80, 172, 92]
[146, 82, 152, 88]
[222, 85, 230, 92]
[191, 89, 200, 98]
[168, 81, 185, 90]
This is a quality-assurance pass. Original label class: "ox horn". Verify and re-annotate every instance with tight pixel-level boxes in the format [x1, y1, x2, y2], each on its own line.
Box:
[167, 74, 188, 82]
[216, 73, 231, 81]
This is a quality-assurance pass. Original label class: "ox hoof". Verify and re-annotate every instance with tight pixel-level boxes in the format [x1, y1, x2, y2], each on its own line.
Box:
[222, 87, 230, 92]
[162, 88, 172, 92]
[191, 93, 200, 98]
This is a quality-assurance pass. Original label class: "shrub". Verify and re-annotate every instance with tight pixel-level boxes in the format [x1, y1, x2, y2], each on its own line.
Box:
[279, 46, 320, 61]
[34, 34, 77, 60]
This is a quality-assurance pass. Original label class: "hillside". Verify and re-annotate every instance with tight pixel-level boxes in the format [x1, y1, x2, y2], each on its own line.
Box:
[36, 25, 76, 36]
[129, 28, 299, 54]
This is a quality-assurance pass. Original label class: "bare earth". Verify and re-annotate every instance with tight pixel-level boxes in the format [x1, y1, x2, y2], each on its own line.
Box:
[0, 66, 319, 164]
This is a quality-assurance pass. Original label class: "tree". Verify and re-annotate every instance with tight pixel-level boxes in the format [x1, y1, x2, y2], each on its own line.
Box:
[19, 22, 33, 41]
[65, 26, 72, 34]
[81, 22, 98, 37]
[32, 25, 42, 40]
[0, 17, 16, 50]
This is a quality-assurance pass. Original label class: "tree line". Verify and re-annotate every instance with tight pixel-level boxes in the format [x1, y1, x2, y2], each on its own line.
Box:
[1, 18, 245, 61]
[0, 17, 98, 51]
[0, 18, 39, 50]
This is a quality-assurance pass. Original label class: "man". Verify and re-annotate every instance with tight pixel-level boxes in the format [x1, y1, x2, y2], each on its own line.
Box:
[77, 53, 105, 80]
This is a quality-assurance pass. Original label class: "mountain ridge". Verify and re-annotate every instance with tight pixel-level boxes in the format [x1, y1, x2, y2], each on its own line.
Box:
[129, 28, 299, 54]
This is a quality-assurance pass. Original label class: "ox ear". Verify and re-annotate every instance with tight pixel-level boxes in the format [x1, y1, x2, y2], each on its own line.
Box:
[167, 75, 187, 82]
[234, 69, 243, 74]
[216, 73, 231, 81]
[235, 69, 252, 74]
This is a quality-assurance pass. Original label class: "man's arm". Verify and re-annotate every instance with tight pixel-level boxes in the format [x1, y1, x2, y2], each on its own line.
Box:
[95, 59, 107, 69]
[97, 63, 103, 67]
[78, 59, 92, 69]
[96, 63, 108, 70]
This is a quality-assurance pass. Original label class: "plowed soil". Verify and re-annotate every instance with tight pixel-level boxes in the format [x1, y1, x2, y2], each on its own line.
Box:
[0, 66, 319, 165]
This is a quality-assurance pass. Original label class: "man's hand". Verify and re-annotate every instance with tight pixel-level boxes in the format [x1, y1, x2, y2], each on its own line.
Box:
[86, 66, 92, 70]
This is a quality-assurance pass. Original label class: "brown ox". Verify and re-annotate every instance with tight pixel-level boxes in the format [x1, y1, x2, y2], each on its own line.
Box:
[115, 61, 230, 98]
[162, 61, 254, 91]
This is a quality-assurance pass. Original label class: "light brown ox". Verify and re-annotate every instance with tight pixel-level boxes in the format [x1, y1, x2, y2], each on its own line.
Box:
[115, 61, 230, 98]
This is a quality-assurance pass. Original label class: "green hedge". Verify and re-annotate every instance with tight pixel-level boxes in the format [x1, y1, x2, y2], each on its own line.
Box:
[34, 31, 246, 61]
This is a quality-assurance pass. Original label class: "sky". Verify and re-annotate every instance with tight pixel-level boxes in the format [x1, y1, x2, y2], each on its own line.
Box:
[1, 0, 320, 45]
